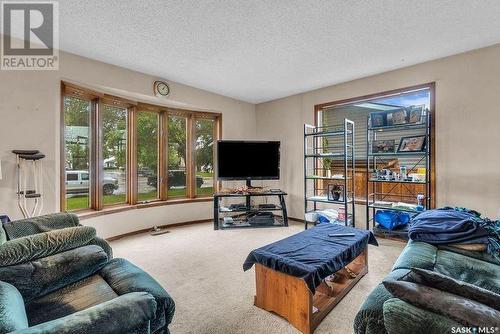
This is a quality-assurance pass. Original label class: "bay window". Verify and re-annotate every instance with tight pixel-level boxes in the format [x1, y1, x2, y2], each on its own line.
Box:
[61, 82, 221, 213]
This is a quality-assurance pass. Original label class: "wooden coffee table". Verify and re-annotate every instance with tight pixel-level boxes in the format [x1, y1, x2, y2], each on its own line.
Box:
[243, 224, 376, 334]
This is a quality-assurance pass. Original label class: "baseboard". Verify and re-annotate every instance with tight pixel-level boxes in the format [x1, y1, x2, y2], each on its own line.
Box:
[106, 216, 305, 242]
[106, 218, 211, 241]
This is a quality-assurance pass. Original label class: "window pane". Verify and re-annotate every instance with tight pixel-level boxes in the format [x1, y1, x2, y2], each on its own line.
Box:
[102, 105, 127, 206]
[137, 112, 159, 201]
[195, 119, 214, 196]
[64, 96, 91, 211]
[167, 115, 187, 198]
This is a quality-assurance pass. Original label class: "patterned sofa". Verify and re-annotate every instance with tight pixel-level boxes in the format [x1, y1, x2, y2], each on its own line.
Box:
[354, 240, 500, 334]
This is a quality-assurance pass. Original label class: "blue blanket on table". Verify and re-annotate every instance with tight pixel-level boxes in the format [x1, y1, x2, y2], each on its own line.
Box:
[243, 223, 378, 293]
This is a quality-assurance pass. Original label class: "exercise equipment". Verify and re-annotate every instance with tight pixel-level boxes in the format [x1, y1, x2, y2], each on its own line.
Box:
[12, 150, 45, 218]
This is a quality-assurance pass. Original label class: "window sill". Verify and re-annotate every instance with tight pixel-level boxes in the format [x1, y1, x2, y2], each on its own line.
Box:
[76, 197, 213, 220]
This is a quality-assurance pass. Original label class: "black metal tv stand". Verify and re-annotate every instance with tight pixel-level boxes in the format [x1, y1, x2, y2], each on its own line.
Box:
[213, 180, 288, 230]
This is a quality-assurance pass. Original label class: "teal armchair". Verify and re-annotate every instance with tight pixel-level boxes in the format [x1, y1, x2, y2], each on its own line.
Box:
[0, 245, 175, 334]
[0, 213, 175, 333]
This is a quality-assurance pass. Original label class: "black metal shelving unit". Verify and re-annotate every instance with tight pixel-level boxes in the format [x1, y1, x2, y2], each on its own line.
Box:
[303, 119, 355, 229]
[366, 109, 432, 237]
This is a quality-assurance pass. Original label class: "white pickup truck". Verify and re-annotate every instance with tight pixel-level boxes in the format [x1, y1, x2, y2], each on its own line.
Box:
[66, 170, 118, 195]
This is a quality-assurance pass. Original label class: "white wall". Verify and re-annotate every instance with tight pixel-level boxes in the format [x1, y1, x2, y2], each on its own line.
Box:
[2, 44, 500, 238]
[256, 44, 500, 222]
[0, 51, 256, 238]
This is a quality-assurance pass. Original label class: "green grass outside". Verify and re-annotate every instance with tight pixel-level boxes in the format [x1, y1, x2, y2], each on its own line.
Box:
[196, 172, 214, 178]
[66, 186, 214, 211]
[196, 186, 214, 196]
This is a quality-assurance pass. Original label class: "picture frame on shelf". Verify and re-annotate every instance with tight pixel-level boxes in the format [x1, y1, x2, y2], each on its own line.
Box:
[387, 109, 407, 125]
[372, 139, 395, 153]
[369, 112, 386, 128]
[397, 135, 426, 152]
[408, 105, 424, 124]
[327, 184, 344, 201]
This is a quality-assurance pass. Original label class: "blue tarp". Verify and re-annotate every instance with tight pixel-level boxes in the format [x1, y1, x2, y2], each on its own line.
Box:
[243, 223, 378, 293]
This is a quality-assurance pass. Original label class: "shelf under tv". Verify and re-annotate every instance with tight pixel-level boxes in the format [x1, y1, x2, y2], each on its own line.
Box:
[213, 189, 288, 230]
[219, 216, 286, 229]
[219, 205, 284, 213]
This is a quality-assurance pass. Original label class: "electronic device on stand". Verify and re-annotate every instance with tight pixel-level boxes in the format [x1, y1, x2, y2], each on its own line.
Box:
[213, 141, 288, 230]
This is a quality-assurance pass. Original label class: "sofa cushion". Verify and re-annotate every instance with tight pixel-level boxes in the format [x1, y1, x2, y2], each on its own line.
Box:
[438, 244, 500, 265]
[0, 226, 96, 266]
[26, 274, 118, 326]
[2, 213, 80, 239]
[383, 298, 462, 334]
[0, 228, 7, 246]
[391, 241, 437, 271]
[434, 249, 500, 294]
[0, 281, 29, 332]
[19, 292, 156, 334]
[353, 268, 410, 334]
[401, 267, 500, 310]
[355, 239, 500, 334]
[0, 245, 108, 302]
[383, 280, 500, 328]
[0, 226, 6, 246]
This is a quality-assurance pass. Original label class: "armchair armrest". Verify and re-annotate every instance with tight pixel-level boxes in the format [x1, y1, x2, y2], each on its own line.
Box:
[0, 245, 108, 302]
[100, 258, 175, 329]
[88, 236, 113, 259]
[3, 213, 80, 240]
[12, 292, 157, 334]
[0, 281, 28, 333]
[0, 226, 96, 266]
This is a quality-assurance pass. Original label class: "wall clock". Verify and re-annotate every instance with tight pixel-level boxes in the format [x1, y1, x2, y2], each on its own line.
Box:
[154, 81, 170, 96]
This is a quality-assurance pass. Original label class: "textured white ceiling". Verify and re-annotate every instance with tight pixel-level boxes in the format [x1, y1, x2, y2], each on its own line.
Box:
[60, 1, 500, 103]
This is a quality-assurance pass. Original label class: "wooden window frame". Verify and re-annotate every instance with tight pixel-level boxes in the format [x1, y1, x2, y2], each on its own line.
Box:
[60, 82, 222, 215]
[136, 109, 162, 204]
[314, 82, 436, 208]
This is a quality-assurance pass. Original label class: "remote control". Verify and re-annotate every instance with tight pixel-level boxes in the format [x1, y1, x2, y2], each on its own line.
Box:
[328, 233, 355, 237]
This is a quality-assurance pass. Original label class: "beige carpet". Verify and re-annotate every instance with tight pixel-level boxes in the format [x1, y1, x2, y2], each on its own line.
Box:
[110, 222, 404, 334]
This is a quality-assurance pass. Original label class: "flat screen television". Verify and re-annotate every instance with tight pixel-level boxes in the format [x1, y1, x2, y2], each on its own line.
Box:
[217, 140, 280, 180]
